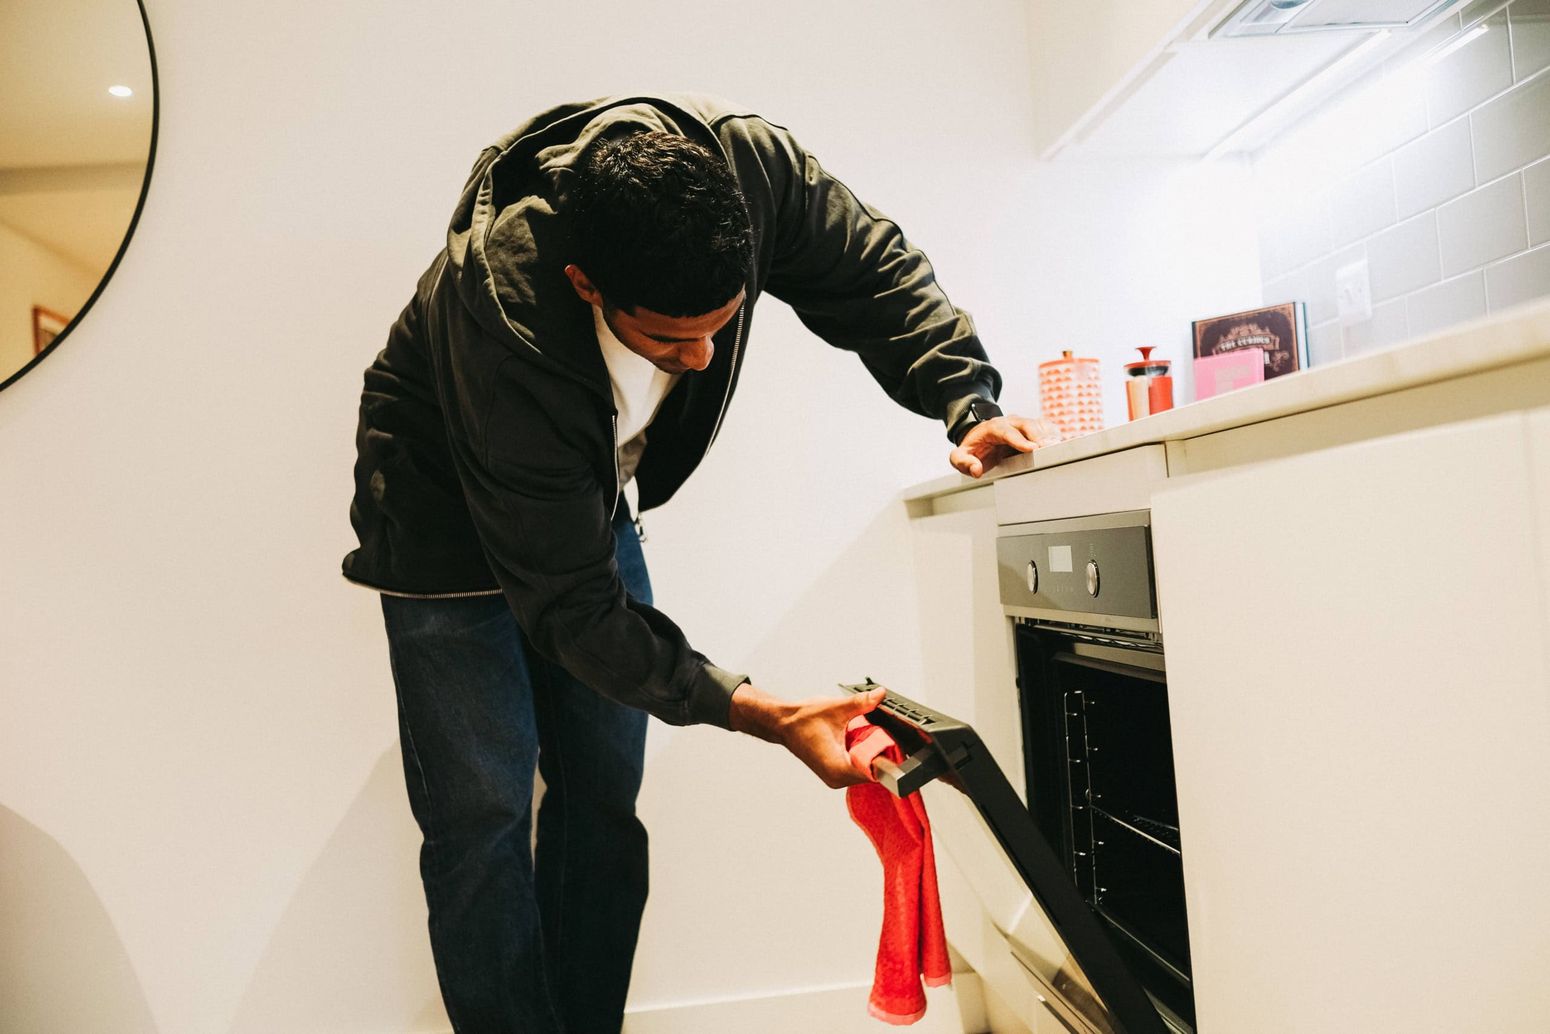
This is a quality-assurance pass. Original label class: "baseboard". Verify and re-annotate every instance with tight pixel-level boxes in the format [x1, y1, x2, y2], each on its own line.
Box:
[407, 973, 991, 1033]
[621, 975, 988, 1034]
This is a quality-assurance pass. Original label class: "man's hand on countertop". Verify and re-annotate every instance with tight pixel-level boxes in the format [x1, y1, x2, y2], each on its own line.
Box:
[950, 414, 1062, 478]
[729, 683, 886, 788]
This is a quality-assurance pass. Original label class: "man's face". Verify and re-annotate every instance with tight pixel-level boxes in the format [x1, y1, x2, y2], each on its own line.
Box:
[565, 264, 744, 375]
[600, 291, 745, 375]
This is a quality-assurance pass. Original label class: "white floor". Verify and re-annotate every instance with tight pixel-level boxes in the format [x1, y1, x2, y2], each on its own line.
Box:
[621, 975, 993, 1034]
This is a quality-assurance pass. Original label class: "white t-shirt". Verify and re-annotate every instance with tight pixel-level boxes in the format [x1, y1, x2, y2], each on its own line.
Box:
[594, 304, 681, 486]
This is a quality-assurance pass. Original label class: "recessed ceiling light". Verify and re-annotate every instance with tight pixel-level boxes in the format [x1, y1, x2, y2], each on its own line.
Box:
[108, 85, 133, 98]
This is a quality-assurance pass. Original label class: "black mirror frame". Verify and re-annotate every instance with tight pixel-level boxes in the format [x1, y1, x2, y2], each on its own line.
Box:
[0, 0, 160, 395]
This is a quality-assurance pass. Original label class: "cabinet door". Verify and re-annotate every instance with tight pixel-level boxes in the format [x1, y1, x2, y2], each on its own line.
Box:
[1151, 412, 1550, 1033]
[1531, 405, 1550, 641]
[1027, 0, 1202, 155]
[908, 496, 1024, 795]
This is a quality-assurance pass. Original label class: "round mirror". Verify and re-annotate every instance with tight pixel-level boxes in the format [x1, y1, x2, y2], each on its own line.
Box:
[0, 0, 157, 392]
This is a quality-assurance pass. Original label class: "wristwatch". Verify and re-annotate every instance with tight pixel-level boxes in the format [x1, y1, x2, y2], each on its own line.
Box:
[949, 398, 1003, 446]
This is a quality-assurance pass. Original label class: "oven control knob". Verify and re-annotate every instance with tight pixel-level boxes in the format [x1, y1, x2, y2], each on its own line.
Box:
[1026, 561, 1039, 594]
[1086, 560, 1100, 597]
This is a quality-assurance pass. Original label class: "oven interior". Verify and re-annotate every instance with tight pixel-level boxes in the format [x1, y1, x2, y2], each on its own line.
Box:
[1017, 624, 1195, 1030]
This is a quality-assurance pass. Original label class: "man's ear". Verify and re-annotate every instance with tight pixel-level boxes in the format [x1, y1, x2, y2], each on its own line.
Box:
[564, 264, 604, 307]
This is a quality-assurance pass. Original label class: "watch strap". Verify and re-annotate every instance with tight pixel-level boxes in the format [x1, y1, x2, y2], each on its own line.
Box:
[949, 398, 1003, 446]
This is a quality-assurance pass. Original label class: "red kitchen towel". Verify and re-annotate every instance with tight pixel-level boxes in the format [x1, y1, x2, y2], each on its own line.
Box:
[845, 715, 952, 1025]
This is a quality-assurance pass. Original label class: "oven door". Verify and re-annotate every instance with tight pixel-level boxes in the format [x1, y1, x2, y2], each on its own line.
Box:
[1014, 628, 1193, 1029]
[840, 681, 1174, 1034]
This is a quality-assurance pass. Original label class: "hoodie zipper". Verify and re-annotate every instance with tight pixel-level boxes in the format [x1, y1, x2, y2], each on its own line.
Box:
[705, 302, 747, 452]
[610, 411, 622, 519]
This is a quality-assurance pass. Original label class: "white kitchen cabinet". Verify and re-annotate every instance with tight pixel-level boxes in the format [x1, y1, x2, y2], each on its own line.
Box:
[1026, 0, 1203, 156]
[907, 489, 1024, 796]
[905, 488, 1012, 989]
[995, 444, 1168, 526]
[1531, 405, 1550, 639]
[1151, 412, 1550, 1032]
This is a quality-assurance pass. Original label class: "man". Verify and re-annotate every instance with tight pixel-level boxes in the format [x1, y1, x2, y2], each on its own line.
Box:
[343, 94, 1053, 1034]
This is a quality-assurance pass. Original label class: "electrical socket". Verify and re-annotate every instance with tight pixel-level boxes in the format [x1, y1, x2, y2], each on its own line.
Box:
[1335, 259, 1372, 325]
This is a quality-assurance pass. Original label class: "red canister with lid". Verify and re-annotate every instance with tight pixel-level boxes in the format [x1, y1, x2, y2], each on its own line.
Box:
[1124, 346, 1173, 421]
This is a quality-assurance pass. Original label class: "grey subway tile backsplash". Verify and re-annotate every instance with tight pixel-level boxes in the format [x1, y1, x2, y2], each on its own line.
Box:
[1364, 86, 1430, 167]
[1425, 13, 1513, 128]
[1263, 268, 1311, 312]
[1485, 242, 1550, 306]
[1384, 12, 1464, 74]
[1437, 173, 1529, 274]
[1471, 72, 1550, 181]
[1279, 197, 1334, 272]
[1306, 245, 1366, 325]
[1393, 118, 1476, 218]
[1526, 158, 1550, 244]
[1509, 0, 1550, 80]
[1367, 213, 1442, 301]
[1407, 272, 1489, 334]
[1344, 298, 1410, 355]
[1308, 320, 1345, 366]
[1329, 162, 1397, 248]
[1253, 0, 1550, 348]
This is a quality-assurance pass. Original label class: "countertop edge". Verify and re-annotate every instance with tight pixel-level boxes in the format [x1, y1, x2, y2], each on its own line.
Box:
[900, 298, 1550, 504]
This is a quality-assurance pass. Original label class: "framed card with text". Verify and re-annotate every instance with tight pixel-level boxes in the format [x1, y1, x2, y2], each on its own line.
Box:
[1192, 301, 1310, 382]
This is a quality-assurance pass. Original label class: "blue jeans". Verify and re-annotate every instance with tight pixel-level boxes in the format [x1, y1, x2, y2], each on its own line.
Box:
[381, 505, 651, 1034]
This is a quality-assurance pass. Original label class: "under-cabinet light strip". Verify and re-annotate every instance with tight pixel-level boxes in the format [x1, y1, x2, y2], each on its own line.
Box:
[1204, 29, 1393, 161]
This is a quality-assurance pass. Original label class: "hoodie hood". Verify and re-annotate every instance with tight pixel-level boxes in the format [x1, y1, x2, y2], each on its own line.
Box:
[348, 92, 1004, 622]
[443, 96, 729, 391]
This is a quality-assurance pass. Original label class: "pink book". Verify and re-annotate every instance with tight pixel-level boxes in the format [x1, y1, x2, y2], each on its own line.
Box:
[1193, 347, 1265, 401]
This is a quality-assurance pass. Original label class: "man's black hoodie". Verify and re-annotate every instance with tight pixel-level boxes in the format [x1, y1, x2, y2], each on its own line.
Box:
[344, 94, 1002, 729]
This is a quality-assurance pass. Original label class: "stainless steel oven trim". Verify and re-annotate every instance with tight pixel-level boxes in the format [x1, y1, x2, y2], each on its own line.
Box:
[1006, 606, 1161, 637]
[999, 509, 1152, 536]
[1070, 642, 1166, 672]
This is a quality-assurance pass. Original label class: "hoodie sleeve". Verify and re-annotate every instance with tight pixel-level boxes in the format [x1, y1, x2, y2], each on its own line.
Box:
[454, 360, 748, 730]
[747, 120, 1004, 439]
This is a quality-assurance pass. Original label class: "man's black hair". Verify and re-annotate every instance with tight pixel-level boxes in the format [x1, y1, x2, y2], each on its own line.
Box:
[568, 130, 752, 317]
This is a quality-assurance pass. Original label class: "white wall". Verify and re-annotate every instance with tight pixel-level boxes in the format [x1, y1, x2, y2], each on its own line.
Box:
[1255, 0, 1550, 364]
[0, 2, 1258, 1031]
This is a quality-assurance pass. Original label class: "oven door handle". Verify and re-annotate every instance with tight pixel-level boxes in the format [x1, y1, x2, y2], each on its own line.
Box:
[868, 750, 946, 798]
[843, 682, 961, 806]
[844, 678, 955, 798]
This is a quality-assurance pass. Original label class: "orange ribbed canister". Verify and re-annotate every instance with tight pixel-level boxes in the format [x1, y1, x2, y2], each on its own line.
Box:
[1038, 350, 1104, 441]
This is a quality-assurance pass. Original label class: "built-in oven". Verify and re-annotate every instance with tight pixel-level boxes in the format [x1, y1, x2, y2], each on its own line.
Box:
[999, 509, 1192, 1031]
[843, 507, 1192, 1034]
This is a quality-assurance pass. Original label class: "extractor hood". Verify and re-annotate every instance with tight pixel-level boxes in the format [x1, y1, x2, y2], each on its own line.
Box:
[1049, 0, 1488, 159]
[1215, 0, 1466, 36]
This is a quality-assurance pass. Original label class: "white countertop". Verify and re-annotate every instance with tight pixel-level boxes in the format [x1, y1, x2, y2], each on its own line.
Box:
[905, 297, 1550, 506]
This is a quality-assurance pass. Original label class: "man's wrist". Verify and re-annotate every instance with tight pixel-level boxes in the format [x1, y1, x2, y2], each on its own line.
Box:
[948, 398, 1003, 445]
[728, 682, 795, 744]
